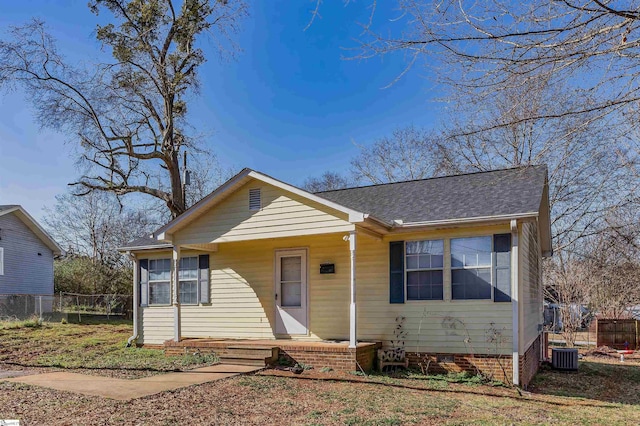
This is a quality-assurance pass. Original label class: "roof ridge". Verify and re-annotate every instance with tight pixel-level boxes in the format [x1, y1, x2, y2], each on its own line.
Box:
[314, 164, 544, 194]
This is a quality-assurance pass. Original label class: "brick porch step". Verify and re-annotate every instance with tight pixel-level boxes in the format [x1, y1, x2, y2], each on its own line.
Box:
[218, 357, 273, 367]
[218, 346, 279, 368]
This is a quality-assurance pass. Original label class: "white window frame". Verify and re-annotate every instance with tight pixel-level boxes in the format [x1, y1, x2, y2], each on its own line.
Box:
[450, 235, 493, 300]
[178, 256, 199, 306]
[0, 247, 4, 275]
[148, 258, 171, 306]
[405, 239, 444, 301]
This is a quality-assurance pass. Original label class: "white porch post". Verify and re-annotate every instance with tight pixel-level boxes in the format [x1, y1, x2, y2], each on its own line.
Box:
[128, 255, 139, 346]
[511, 219, 520, 386]
[348, 230, 357, 349]
[172, 245, 181, 342]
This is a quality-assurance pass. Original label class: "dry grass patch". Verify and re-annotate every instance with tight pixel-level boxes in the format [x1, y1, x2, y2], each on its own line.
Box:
[1, 323, 639, 424]
[0, 320, 216, 378]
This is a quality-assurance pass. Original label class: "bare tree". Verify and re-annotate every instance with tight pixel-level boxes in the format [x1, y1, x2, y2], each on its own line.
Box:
[43, 191, 156, 265]
[583, 212, 640, 318]
[351, 125, 447, 184]
[0, 0, 247, 218]
[437, 76, 636, 252]
[184, 153, 238, 208]
[353, 1, 640, 130]
[44, 191, 157, 294]
[545, 253, 591, 347]
[303, 171, 353, 192]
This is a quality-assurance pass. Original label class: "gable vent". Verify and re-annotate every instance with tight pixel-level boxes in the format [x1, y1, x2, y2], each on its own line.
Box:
[249, 188, 261, 211]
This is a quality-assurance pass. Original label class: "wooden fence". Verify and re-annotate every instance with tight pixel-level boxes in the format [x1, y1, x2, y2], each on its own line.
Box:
[596, 319, 639, 350]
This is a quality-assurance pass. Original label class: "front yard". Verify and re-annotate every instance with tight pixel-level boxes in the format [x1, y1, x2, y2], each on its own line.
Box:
[1, 321, 639, 425]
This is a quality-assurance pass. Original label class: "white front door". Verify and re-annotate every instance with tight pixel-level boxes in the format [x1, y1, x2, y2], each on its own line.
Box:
[275, 249, 308, 335]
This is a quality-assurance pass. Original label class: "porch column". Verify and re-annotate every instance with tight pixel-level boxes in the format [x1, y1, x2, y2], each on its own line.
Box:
[348, 230, 357, 349]
[511, 219, 520, 386]
[172, 245, 181, 342]
[129, 255, 139, 345]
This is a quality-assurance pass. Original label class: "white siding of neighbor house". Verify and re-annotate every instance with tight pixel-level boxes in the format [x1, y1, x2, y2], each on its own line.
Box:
[172, 179, 355, 245]
[520, 221, 543, 353]
[0, 212, 54, 295]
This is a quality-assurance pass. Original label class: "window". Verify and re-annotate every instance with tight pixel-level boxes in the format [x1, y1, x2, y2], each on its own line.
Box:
[451, 236, 492, 299]
[406, 240, 444, 300]
[148, 259, 171, 305]
[249, 188, 261, 211]
[0, 247, 4, 275]
[179, 257, 198, 305]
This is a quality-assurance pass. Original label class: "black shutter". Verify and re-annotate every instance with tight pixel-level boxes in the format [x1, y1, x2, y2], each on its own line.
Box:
[198, 254, 210, 304]
[493, 234, 511, 302]
[139, 259, 149, 307]
[389, 241, 405, 304]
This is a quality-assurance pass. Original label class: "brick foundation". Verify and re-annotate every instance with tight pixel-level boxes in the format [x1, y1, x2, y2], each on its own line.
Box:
[279, 342, 381, 372]
[519, 334, 542, 388]
[404, 334, 542, 387]
[406, 352, 513, 383]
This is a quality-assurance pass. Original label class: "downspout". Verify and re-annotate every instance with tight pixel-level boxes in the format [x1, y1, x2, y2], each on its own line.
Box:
[347, 231, 357, 349]
[511, 219, 520, 386]
[172, 245, 181, 342]
[126, 252, 139, 347]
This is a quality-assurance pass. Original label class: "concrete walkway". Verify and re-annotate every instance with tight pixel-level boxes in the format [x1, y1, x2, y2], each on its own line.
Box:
[2, 364, 260, 400]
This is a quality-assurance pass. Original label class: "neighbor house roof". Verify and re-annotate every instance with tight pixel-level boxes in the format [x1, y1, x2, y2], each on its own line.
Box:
[0, 205, 63, 255]
[121, 165, 552, 255]
[316, 165, 548, 225]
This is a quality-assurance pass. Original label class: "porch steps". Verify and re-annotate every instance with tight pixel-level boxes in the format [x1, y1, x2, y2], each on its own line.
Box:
[218, 346, 279, 368]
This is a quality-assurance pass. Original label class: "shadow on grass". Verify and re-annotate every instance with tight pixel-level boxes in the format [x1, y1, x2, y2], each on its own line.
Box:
[259, 369, 621, 410]
[529, 360, 640, 405]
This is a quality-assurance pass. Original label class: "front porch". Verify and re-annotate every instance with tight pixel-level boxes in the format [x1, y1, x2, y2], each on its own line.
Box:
[162, 338, 381, 372]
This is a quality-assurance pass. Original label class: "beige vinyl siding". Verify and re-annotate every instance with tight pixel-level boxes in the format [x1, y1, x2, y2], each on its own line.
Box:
[520, 221, 543, 353]
[357, 225, 513, 355]
[173, 179, 355, 245]
[136, 234, 353, 344]
[181, 234, 352, 340]
[138, 225, 517, 354]
[140, 307, 174, 344]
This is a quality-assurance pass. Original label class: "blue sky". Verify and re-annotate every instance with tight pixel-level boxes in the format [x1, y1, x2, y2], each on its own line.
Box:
[0, 1, 443, 221]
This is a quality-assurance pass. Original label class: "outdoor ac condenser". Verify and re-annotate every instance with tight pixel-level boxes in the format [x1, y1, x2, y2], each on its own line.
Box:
[551, 348, 579, 370]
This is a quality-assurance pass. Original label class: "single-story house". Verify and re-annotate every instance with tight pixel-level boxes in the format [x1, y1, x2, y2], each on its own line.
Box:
[121, 165, 551, 386]
[0, 205, 62, 316]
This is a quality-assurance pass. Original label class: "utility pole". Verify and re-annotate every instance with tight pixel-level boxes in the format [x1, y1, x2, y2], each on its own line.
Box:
[182, 150, 190, 207]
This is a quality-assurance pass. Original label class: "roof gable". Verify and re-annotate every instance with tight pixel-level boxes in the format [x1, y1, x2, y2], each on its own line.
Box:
[156, 168, 367, 240]
[0, 205, 63, 255]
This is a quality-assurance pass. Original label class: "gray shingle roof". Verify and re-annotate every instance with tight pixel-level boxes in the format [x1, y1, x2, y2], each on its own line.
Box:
[119, 235, 171, 251]
[316, 165, 547, 224]
[0, 205, 19, 213]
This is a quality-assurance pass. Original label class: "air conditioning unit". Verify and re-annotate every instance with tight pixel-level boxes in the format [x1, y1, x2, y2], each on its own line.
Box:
[551, 348, 578, 370]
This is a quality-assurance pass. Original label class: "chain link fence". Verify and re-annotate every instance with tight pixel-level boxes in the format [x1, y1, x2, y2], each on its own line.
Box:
[0, 293, 133, 322]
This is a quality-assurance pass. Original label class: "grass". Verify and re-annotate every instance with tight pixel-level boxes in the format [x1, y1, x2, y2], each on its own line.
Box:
[0, 322, 639, 424]
[0, 319, 216, 375]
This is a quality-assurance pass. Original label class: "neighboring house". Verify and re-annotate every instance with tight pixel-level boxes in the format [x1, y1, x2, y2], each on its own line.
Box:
[0, 206, 62, 314]
[121, 166, 551, 386]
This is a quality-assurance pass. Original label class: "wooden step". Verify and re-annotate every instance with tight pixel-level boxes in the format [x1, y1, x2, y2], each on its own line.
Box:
[221, 348, 278, 358]
[219, 357, 270, 367]
[221, 351, 276, 360]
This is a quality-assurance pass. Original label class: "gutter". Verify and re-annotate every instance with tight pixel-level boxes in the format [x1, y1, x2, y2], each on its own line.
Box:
[393, 212, 538, 229]
[126, 251, 139, 347]
[117, 243, 173, 252]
